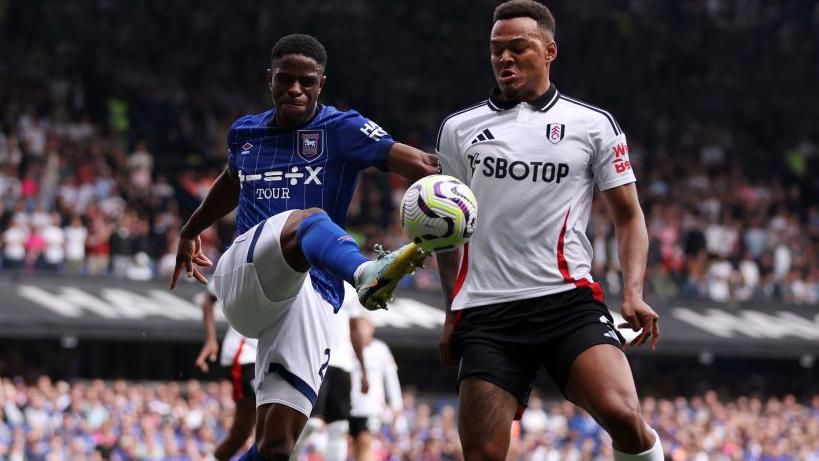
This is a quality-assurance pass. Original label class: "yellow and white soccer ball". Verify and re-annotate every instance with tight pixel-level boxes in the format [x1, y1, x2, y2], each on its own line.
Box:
[399, 175, 478, 253]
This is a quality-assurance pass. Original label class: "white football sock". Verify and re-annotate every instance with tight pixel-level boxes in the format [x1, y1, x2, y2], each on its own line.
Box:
[324, 420, 349, 461]
[353, 261, 372, 287]
[613, 428, 664, 461]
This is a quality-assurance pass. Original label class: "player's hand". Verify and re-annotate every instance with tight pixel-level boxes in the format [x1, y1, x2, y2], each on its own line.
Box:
[360, 371, 370, 394]
[618, 297, 660, 349]
[438, 312, 458, 367]
[195, 339, 219, 373]
[170, 235, 213, 289]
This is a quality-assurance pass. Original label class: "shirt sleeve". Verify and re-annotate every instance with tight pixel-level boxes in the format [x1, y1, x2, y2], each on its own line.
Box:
[435, 119, 468, 183]
[591, 121, 636, 191]
[336, 111, 395, 170]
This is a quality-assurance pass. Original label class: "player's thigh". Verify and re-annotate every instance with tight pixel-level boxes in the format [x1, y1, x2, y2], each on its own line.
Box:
[254, 280, 333, 416]
[255, 401, 308, 456]
[456, 341, 533, 458]
[564, 344, 640, 420]
[458, 377, 518, 461]
[539, 297, 626, 398]
[213, 211, 307, 337]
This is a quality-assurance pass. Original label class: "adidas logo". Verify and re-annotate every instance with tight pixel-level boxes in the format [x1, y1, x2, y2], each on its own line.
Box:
[470, 129, 495, 144]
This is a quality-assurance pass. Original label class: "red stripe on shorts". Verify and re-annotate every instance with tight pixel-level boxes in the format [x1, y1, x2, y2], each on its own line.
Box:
[231, 338, 246, 401]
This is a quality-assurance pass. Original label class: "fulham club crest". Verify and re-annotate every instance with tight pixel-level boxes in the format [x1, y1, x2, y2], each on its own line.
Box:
[297, 130, 325, 162]
[546, 123, 565, 144]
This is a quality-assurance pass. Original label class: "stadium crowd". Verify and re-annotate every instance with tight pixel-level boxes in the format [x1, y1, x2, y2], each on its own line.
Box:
[1, 0, 818, 304]
[0, 376, 817, 461]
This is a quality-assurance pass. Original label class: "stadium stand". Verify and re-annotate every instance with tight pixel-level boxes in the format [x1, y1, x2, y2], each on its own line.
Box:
[1, 1, 818, 304]
[1, 377, 817, 461]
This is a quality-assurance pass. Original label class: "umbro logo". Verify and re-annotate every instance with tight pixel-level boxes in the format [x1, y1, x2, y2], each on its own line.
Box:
[241, 142, 253, 154]
[470, 129, 495, 144]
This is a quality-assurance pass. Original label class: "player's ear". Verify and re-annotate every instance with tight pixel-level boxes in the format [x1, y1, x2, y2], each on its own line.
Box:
[545, 40, 557, 63]
[318, 74, 327, 95]
[267, 68, 274, 91]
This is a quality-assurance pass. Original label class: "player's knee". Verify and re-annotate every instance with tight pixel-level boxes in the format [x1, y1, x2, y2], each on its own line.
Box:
[297, 207, 326, 221]
[462, 438, 507, 461]
[256, 437, 294, 461]
[596, 399, 650, 451]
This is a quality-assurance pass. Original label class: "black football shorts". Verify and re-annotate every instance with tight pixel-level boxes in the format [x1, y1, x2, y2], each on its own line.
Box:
[451, 286, 625, 411]
[311, 366, 352, 423]
[226, 363, 256, 403]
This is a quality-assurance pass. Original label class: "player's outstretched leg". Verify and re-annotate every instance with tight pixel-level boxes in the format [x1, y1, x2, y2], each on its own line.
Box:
[564, 344, 664, 461]
[280, 208, 426, 310]
[457, 377, 518, 461]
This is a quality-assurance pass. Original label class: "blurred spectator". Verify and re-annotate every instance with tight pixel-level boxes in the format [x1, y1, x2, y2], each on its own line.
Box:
[2, 216, 28, 271]
[40, 213, 65, 272]
[64, 216, 88, 275]
[85, 217, 111, 276]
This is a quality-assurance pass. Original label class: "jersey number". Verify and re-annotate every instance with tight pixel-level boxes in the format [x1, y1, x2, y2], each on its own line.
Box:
[318, 348, 331, 379]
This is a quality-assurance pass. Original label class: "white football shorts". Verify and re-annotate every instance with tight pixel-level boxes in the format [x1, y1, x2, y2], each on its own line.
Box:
[212, 210, 334, 416]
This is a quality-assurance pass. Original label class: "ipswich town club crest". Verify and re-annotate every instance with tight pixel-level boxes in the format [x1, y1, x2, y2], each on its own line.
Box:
[546, 123, 565, 144]
[297, 130, 325, 162]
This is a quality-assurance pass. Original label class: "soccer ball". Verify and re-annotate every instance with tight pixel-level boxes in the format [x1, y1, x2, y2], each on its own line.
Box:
[399, 175, 478, 253]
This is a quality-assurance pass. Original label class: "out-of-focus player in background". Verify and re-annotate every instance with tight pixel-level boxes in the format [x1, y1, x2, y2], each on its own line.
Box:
[349, 317, 402, 461]
[293, 282, 369, 461]
[170, 34, 437, 461]
[436, 1, 663, 461]
[195, 283, 258, 461]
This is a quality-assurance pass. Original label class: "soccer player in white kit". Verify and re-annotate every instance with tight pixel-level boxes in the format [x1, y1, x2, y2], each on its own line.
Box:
[170, 34, 436, 461]
[348, 318, 402, 461]
[195, 284, 258, 461]
[435, 2, 663, 461]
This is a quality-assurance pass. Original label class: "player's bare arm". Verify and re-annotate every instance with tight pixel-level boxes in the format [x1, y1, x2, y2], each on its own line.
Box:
[170, 167, 241, 289]
[350, 317, 370, 393]
[196, 294, 220, 373]
[602, 182, 660, 349]
[386, 143, 439, 183]
[436, 247, 462, 366]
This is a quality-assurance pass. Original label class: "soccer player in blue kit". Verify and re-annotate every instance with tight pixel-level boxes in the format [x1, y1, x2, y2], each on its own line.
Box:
[169, 34, 437, 461]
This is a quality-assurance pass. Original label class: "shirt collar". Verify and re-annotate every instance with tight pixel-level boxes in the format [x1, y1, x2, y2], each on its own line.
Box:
[487, 83, 559, 113]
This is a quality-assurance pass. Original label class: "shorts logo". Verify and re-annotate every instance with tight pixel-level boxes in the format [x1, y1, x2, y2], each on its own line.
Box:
[546, 123, 565, 144]
[297, 130, 325, 162]
[241, 142, 253, 155]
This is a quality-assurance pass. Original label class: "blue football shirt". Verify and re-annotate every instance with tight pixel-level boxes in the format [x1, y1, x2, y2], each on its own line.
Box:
[226, 104, 395, 311]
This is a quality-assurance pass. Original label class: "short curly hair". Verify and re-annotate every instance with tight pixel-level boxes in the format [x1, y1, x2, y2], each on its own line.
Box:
[493, 0, 555, 35]
[271, 34, 327, 68]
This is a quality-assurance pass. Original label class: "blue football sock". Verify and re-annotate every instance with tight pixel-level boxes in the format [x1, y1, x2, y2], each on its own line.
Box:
[296, 212, 369, 285]
[237, 445, 269, 461]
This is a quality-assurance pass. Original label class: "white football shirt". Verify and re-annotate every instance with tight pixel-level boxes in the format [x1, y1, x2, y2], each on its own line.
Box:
[350, 338, 402, 418]
[436, 84, 636, 310]
[327, 282, 365, 373]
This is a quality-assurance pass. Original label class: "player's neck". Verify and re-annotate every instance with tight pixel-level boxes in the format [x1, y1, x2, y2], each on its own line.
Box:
[493, 79, 554, 109]
[514, 80, 551, 105]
